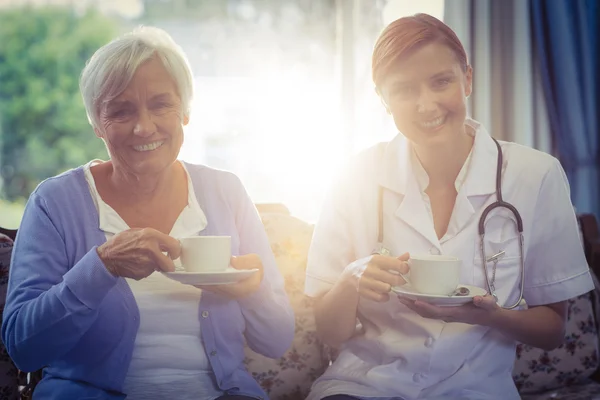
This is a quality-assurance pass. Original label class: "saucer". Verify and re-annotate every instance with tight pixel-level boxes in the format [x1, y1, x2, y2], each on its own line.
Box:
[391, 284, 487, 307]
[162, 268, 259, 286]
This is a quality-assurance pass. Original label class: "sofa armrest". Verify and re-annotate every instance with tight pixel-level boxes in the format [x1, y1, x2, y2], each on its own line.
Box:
[579, 214, 600, 276]
[0, 242, 20, 399]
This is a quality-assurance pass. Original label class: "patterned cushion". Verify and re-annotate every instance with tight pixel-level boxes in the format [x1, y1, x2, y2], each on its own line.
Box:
[520, 380, 600, 400]
[513, 289, 600, 394]
[0, 242, 19, 400]
[244, 212, 327, 400]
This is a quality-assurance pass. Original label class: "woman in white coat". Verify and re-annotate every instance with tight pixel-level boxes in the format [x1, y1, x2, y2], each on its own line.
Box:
[305, 13, 594, 400]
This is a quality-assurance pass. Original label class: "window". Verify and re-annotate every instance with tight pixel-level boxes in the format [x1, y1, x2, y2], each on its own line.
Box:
[0, 0, 445, 227]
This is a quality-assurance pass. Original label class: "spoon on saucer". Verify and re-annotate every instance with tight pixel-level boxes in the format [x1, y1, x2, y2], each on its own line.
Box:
[450, 286, 470, 297]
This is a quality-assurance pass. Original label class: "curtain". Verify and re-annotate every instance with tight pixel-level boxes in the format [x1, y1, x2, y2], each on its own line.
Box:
[444, 0, 552, 153]
[531, 0, 599, 218]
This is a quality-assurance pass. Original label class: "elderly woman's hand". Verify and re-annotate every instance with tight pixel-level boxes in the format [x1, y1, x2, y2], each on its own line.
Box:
[97, 228, 181, 280]
[196, 254, 264, 299]
[398, 295, 500, 325]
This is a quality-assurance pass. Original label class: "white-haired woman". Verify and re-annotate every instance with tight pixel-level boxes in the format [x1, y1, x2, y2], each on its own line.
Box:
[2, 27, 294, 400]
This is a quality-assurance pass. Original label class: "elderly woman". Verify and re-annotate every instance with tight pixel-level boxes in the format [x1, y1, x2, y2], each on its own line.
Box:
[2, 27, 294, 400]
[305, 14, 593, 400]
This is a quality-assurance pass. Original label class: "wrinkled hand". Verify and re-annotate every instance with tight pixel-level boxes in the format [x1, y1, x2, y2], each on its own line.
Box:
[343, 252, 410, 302]
[97, 228, 181, 280]
[197, 254, 264, 299]
[398, 294, 499, 325]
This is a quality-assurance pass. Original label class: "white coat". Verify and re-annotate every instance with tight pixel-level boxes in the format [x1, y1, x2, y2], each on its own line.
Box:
[305, 119, 594, 400]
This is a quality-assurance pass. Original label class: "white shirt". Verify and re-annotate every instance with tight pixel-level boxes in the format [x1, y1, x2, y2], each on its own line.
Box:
[305, 119, 593, 400]
[84, 160, 223, 400]
[411, 126, 474, 243]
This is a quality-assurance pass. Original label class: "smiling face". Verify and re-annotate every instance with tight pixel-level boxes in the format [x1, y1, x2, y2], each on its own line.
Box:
[96, 56, 189, 177]
[379, 41, 472, 149]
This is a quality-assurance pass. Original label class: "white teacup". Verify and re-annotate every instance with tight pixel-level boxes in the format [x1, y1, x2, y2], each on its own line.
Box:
[178, 236, 231, 273]
[406, 254, 461, 295]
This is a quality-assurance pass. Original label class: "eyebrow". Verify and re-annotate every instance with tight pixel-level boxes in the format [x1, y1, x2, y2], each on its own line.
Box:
[429, 69, 456, 79]
[387, 80, 413, 91]
[105, 99, 130, 109]
[387, 69, 457, 90]
[148, 93, 174, 102]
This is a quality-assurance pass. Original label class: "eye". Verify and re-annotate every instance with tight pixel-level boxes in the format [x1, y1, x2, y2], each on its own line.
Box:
[108, 108, 132, 118]
[433, 78, 451, 89]
[150, 101, 175, 112]
[393, 85, 416, 99]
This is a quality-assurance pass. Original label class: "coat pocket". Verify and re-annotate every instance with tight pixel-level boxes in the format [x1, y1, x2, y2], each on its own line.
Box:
[473, 232, 524, 307]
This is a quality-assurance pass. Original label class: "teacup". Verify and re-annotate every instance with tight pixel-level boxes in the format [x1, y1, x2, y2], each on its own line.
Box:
[177, 236, 231, 273]
[406, 254, 461, 295]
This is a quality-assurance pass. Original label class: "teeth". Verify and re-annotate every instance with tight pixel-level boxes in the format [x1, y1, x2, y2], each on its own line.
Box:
[133, 141, 164, 152]
[419, 116, 446, 129]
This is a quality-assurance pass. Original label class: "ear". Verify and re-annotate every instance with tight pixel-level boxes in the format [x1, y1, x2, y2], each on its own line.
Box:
[183, 114, 190, 126]
[381, 99, 392, 115]
[93, 126, 103, 139]
[375, 87, 392, 115]
[464, 65, 473, 98]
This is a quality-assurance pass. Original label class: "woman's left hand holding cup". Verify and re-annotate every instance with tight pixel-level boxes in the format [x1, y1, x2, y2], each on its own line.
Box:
[398, 294, 499, 325]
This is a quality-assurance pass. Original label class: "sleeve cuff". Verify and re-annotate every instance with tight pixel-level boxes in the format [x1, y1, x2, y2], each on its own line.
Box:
[304, 274, 335, 298]
[524, 268, 595, 306]
[62, 247, 119, 310]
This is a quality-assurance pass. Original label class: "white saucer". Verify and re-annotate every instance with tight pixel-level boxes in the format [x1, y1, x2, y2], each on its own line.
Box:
[391, 284, 487, 307]
[162, 268, 259, 286]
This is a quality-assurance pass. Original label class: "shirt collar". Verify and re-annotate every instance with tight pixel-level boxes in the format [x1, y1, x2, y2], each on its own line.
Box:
[411, 127, 475, 194]
[84, 160, 208, 237]
[377, 118, 498, 197]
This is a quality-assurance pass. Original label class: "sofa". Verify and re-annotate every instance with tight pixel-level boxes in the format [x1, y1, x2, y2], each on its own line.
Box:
[2, 211, 600, 400]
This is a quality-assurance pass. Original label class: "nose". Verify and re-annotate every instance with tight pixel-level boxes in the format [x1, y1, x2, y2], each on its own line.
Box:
[133, 108, 156, 137]
[415, 88, 438, 114]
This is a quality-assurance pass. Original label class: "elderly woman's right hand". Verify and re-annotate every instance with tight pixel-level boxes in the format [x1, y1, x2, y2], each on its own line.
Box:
[97, 228, 181, 280]
[342, 252, 410, 302]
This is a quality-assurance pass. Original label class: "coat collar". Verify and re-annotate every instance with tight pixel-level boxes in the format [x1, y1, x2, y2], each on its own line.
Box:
[376, 119, 500, 246]
[377, 119, 498, 196]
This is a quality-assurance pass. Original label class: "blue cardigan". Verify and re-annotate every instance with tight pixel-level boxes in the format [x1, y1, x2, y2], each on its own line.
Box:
[2, 163, 294, 399]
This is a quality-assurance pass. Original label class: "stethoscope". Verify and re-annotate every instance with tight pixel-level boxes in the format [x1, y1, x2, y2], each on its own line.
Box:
[374, 138, 526, 309]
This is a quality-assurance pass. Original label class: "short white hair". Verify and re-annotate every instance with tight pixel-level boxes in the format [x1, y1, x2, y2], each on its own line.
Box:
[79, 26, 194, 130]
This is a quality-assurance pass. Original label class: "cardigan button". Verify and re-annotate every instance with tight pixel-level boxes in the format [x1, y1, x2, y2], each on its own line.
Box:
[425, 337, 435, 348]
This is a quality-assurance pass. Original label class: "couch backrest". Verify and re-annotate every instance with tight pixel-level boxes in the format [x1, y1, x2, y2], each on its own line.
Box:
[513, 213, 600, 393]
[243, 211, 327, 400]
[513, 281, 600, 393]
